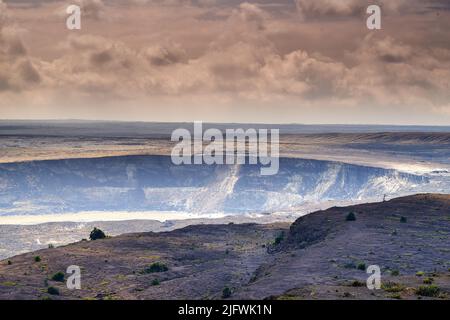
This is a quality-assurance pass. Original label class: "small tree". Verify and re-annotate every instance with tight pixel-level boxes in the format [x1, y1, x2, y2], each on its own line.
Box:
[346, 212, 356, 221]
[90, 227, 106, 241]
[400, 216, 407, 223]
[34, 256, 41, 262]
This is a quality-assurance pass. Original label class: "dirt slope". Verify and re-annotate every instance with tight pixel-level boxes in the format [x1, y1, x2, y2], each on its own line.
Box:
[0, 194, 449, 300]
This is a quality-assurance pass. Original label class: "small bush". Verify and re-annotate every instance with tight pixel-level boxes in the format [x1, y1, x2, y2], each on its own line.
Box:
[416, 271, 425, 277]
[350, 280, 365, 287]
[400, 216, 407, 223]
[274, 232, 285, 245]
[7, 260, 12, 265]
[423, 277, 434, 285]
[416, 285, 440, 297]
[357, 263, 366, 271]
[89, 227, 106, 241]
[222, 287, 232, 298]
[381, 282, 405, 293]
[34, 256, 41, 262]
[145, 262, 168, 273]
[391, 270, 400, 276]
[346, 212, 356, 221]
[151, 279, 160, 286]
[47, 287, 60, 295]
[48, 244, 54, 249]
[51, 272, 65, 282]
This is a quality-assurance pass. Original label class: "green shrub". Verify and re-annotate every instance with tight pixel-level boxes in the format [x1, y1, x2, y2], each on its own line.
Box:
[274, 232, 285, 245]
[346, 212, 356, 221]
[416, 271, 425, 277]
[144, 262, 168, 273]
[400, 216, 407, 223]
[51, 272, 65, 282]
[222, 287, 232, 298]
[47, 287, 60, 295]
[416, 285, 440, 297]
[350, 280, 365, 287]
[381, 282, 405, 293]
[34, 256, 41, 262]
[151, 278, 160, 286]
[391, 270, 400, 276]
[357, 263, 366, 271]
[423, 277, 434, 284]
[89, 227, 106, 241]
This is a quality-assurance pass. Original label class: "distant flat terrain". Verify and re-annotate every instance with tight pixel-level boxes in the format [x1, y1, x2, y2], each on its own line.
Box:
[0, 194, 449, 300]
[0, 121, 449, 174]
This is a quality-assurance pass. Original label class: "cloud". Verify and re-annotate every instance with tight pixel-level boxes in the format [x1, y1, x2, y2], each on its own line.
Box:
[78, 0, 105, 20]
[0, 1, 41, 92]
[0, 0, 449, 123]
[293, 0, 423, 18]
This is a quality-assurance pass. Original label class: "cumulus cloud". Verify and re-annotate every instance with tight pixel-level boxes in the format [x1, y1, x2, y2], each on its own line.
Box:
[0, 0, 449, 123]
[0, 1, 41, 93]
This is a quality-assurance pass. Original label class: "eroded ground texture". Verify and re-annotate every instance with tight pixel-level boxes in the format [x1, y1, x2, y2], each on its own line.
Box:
[0, 194, 449, 300]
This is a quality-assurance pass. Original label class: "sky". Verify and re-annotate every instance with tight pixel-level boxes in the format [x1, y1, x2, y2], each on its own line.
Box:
[0, 0, 449, 125]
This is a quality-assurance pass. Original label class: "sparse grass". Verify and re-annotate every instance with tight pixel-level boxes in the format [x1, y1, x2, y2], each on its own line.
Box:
[423, 277, 434, 284]
[344, 262, 356, 269]
[1, 281, 17, 287]
[343, 292, 351, 298]
[391, 270, 400, 276]
[47, 287, 60, 295]
[144, 262, 168, 273]
[51, 272, 65, 282]
[346, 212, 356, 221]
[34, 256, 41, 262]
[222, 287, 232, 298]
[349, 280, 365, 287]
[389, 293, 402, 299]
[381, 282, 405, 293]
[274, 232, 285, 245]
[416, 285, 440, 297]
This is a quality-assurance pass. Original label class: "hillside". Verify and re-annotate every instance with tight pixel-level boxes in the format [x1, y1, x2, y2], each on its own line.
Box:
[0, 194, 449, 300]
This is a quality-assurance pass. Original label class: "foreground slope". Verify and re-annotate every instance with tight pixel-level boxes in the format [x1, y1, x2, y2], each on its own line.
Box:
[0, 194, 449, 300]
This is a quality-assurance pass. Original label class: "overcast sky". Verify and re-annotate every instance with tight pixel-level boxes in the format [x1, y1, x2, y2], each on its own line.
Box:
[0, 0, 449, 124]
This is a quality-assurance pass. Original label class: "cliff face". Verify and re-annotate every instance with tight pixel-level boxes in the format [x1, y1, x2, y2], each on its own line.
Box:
[0, 155, 429, 215]
[0, 194, 449, 300]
